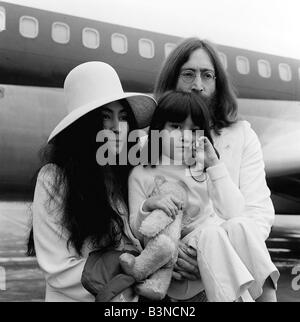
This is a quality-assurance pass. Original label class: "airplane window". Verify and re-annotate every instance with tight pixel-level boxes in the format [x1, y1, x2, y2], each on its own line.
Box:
[111, 33, 128, 54]
[218, 52, 228, 69]
[139, 39, 155, 59]
[164, 43, 176, 58]
[0, 7, 5, 32]
[236, 56, 250, 74]
[258, 60, 271, 78]
[52, 22, 70, 44]
[19, 16, 39, 39]
[83, 28, 100, 49]
[279, 63, 292, 82]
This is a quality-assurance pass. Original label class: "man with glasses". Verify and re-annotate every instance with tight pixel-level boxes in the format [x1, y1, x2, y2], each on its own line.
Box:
[179, 69, 216, 88]
[153, 38, 278, 302]
[155, 38, 237, 132]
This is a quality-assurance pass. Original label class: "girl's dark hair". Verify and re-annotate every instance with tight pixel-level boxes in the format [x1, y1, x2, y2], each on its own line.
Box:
[143, 90, 217, 165]
[27, 99, 137, 256]
[154, 37, 238, 133]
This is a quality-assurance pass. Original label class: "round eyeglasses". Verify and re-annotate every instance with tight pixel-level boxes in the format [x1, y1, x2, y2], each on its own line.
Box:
[179, 69, 216, 84]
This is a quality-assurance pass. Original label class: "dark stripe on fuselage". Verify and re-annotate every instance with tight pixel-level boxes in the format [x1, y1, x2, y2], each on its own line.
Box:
[0, 1, 300, 100]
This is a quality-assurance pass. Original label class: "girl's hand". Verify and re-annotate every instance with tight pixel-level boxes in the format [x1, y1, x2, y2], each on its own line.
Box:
[194, 136, 220, 170]
[172, 241, 201, 281]
[142, 194, 182, 219]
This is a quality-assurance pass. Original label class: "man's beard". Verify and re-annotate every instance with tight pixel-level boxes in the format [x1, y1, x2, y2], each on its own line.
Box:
[198, 92, 218, 122]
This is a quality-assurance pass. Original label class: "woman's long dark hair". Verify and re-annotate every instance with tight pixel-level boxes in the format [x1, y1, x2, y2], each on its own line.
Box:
[143, 91, 217, 166]
[27, 99, 137, 256]
[154, 37, 238, 133]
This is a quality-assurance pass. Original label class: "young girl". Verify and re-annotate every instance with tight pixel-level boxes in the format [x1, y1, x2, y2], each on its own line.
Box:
[124, 91, 279, 302]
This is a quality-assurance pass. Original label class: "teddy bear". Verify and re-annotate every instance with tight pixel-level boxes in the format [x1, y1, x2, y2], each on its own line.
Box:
[119, 175, 189, 300]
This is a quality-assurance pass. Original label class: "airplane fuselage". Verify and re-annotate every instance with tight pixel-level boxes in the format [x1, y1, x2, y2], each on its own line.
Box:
[1, 2, 300, 99]
[0, 1, 300, 214]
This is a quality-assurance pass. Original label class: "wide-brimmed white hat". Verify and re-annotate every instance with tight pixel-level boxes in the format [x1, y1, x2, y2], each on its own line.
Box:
[48, 61, 157, 142]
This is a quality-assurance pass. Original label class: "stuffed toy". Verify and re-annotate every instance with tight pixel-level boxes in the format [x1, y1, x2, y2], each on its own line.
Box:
[119, 175, 189, 300]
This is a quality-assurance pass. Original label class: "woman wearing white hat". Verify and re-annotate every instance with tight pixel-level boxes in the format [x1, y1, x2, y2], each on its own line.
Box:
[27, 62, 156, 302]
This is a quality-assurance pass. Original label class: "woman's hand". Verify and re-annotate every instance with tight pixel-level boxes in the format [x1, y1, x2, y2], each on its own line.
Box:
[172, 241, 201, 281]
[194, 136, 220, 170]
[142, 194, 182, 219]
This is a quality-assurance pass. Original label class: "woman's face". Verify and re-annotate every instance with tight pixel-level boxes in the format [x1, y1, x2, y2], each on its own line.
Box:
[161, 115, 200, 164]
[101, 101, 129, 155]
[176, 48, 216, 100]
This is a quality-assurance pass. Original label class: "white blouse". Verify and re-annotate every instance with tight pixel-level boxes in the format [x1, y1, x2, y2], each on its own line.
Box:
[32, 164, 141, 302]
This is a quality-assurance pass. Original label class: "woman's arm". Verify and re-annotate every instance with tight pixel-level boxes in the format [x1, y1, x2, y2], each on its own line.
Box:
[32, 165, 93, 302]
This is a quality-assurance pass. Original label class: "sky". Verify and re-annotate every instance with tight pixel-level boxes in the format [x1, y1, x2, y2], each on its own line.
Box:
[3, 0, 300, 59]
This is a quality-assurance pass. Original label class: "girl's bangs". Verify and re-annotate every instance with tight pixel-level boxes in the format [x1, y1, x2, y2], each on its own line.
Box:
[166, 95, 209, 130]
[190, 101, 208, 129]
[163, 100, 192, 123]
[152, 91, 211, 132]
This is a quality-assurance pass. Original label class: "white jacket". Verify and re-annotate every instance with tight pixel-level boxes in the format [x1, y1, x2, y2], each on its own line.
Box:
[211, 120, 274, 240]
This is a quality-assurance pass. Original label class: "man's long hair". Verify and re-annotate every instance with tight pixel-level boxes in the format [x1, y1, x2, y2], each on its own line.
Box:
[27, 100, 137, 256]
[154, 37, 238, 133]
